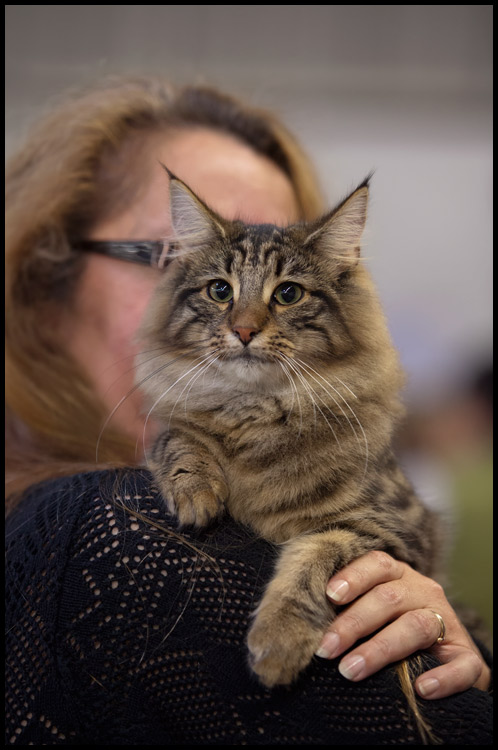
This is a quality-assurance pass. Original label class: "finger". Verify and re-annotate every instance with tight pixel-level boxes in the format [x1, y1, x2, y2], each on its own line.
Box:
[317, 577, 414, 659]
[415, 651, 484, 699]
[327, 609, 446, 680]
[326, 550, 405, 605]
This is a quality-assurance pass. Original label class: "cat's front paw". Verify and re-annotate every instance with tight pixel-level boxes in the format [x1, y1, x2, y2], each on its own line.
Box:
[157, 469, 229, 528]
[247, 604, 325, 687]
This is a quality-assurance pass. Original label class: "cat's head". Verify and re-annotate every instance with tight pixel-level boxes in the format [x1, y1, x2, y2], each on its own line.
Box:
[139, 168, 392, 389]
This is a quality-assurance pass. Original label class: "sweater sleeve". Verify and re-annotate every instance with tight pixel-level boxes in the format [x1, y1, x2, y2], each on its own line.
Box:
[6, 469, 493, 745]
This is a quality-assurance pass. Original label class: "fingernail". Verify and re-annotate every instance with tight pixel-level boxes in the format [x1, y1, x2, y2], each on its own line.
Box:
[326, 579, 349, 602]
[315, 631, 340, 659]
[418, 678, 440, 697]
[338, 655, 366, 681]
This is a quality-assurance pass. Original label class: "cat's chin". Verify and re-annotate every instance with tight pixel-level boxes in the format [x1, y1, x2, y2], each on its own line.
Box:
[222, 356, 281, 387]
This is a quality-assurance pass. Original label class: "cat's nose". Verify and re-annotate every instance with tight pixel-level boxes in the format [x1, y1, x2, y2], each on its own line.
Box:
[232, 325, 259, 346]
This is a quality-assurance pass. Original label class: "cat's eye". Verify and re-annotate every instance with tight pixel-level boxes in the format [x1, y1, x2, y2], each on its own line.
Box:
[208, 279, 233, 303]
[273, 282, 304, 306]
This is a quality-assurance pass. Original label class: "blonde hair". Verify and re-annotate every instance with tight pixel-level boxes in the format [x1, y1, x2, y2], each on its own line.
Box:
[5, 75, 326, 506]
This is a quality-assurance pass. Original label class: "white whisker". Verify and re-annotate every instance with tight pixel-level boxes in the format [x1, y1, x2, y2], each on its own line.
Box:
[334, 376, 358, 399]
[294, 357, 369, 482]
[141, 350, 220, 465]
[294, 358, 355, 435]
[96, 349, 204, 462]
[279, 353, 341, 448]
[164, 350, 221, 430]
[272, 354, 303, 435]
[101, 343, 211, 399]
[183, 354, 222, 419]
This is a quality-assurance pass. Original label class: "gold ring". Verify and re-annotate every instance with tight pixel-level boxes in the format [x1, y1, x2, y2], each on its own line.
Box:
[430, 610, 446, 644]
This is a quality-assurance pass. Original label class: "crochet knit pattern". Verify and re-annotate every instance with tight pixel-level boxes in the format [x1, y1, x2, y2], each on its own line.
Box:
[5, 469, 493, 745]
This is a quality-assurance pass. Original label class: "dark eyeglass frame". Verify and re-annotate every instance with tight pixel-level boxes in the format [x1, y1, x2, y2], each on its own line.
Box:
[74, 240, 172, 269]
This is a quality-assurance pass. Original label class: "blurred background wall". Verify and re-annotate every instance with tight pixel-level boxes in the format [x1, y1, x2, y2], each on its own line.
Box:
[6, 5, 492, 630]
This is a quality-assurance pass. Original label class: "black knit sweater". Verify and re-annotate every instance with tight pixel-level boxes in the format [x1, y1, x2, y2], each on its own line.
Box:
[5, 469, 493, 745]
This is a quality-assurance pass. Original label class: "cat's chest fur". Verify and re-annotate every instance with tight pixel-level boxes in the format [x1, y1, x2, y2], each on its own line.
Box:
[180, 385, 310, 447]
[156, 362, 356, 460]
[155, 374, 373, 541]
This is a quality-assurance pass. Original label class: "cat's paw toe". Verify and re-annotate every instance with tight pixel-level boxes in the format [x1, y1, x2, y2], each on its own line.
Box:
[161, 474, 228, 528]
[177, 486, 225, 527]
[247, 614, 322, 687]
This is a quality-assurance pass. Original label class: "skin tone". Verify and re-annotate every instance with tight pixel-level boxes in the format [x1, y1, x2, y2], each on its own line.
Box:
[320, 551, 490, 697]
[61, 126, 490, 698]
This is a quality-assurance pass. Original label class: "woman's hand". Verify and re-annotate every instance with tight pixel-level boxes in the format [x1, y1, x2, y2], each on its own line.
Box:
[315, 551, 491, 699]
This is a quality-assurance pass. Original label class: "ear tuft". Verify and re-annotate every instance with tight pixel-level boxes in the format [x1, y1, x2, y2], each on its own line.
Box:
[161, 164, 226, 251]
[305, 177, 371, 272]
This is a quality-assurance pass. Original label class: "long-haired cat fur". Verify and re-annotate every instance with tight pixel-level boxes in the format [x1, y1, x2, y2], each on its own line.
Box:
[136, 168, 441, 689]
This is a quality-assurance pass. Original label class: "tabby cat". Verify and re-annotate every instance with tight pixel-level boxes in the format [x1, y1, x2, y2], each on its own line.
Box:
[136, 168, 440, 688]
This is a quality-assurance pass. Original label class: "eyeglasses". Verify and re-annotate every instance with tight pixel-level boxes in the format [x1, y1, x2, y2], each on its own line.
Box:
[74, 240, 172, 269]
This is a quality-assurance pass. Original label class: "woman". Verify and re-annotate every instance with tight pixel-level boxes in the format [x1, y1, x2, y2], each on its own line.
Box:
[6, 76, 491, 744]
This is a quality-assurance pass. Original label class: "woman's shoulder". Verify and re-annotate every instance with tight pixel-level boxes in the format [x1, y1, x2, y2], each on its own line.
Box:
[6, 468, 280, 744]
[6, 466, 276, 566]
[6, 468, 278, 617]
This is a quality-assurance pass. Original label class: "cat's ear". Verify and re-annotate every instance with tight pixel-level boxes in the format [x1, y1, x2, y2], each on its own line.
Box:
[304, 176, 371, 272]
[161, 164, 226, 251]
